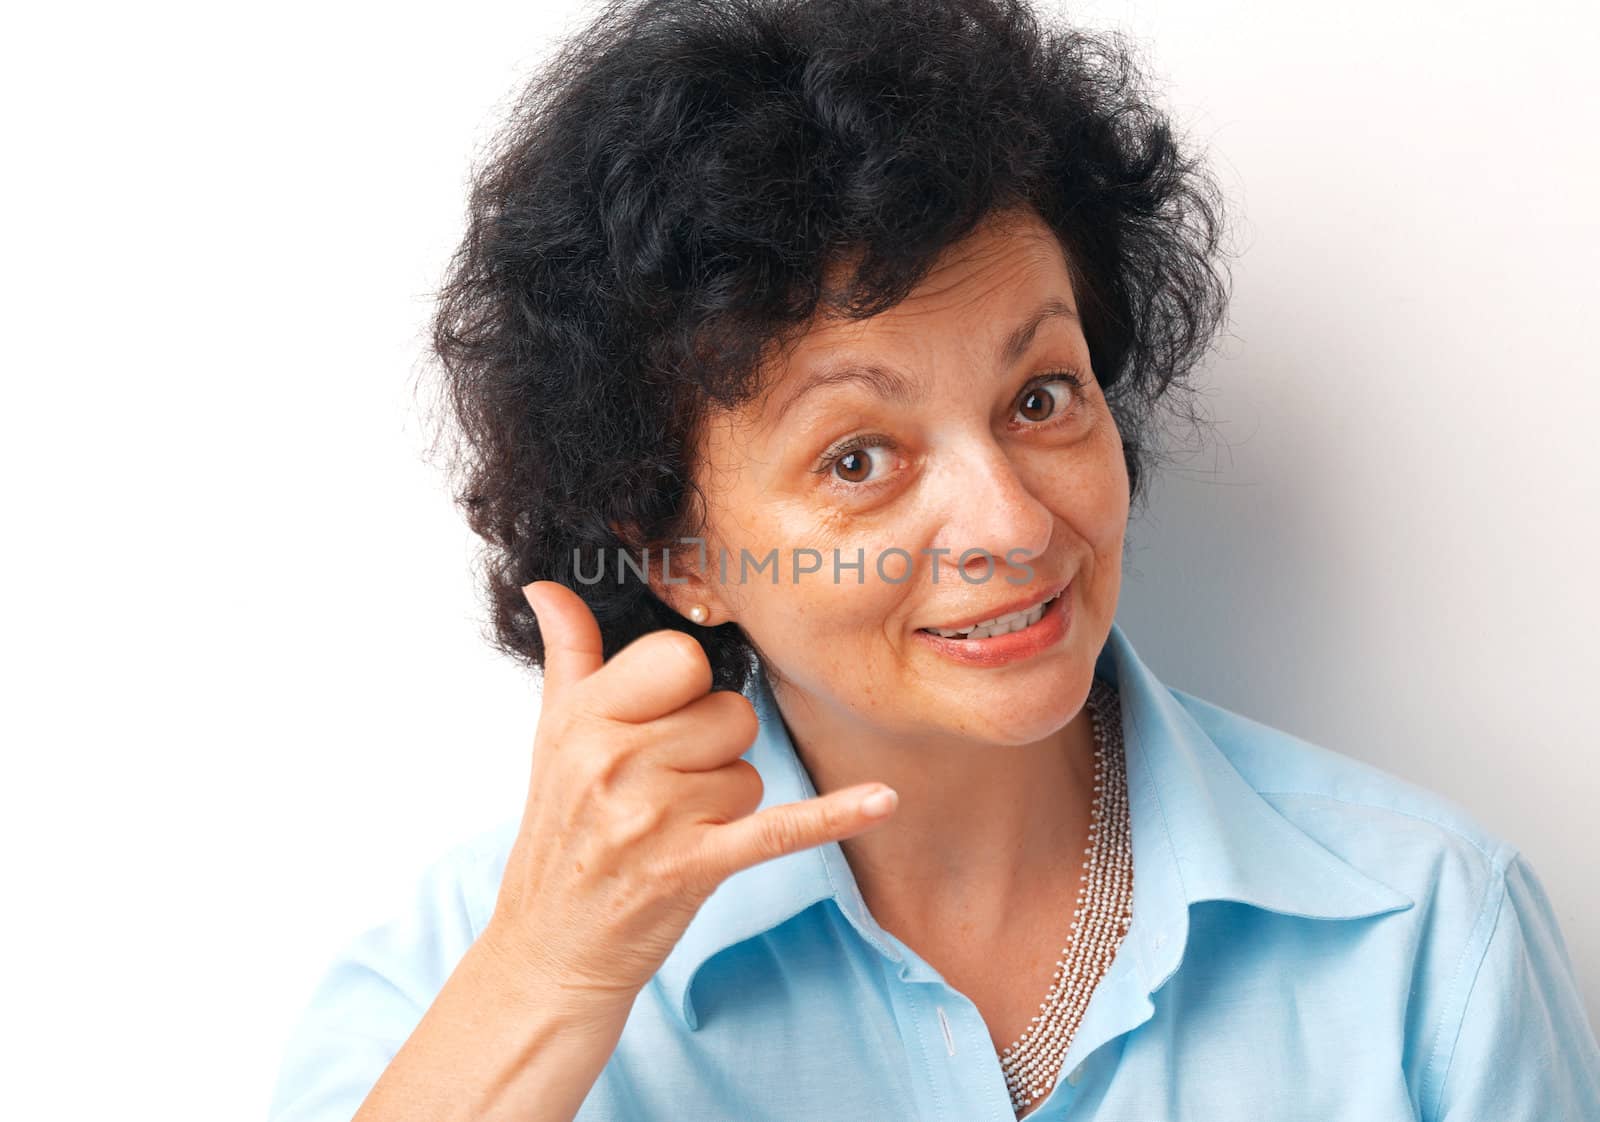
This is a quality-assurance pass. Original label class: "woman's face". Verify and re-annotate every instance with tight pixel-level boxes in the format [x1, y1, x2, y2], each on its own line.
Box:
[673, 206, 1129, 746]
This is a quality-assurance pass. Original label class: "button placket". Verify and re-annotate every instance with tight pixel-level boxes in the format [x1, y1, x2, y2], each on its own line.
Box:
[935, 985, 1041, 1121]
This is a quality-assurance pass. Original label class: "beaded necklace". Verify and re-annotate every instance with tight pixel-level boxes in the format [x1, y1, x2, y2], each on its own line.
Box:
[998, 678, 1133, 1116]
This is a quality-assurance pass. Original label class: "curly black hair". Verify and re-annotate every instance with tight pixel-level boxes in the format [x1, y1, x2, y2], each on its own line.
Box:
[423, 0, 1233, 694]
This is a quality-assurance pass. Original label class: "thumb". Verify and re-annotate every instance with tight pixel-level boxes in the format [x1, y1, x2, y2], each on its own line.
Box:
[522, 580, 605, 699]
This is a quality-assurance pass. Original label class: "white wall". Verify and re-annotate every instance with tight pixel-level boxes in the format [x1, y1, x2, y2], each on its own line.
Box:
[1092, 0, 1600, 1026]
[2, 1, 1593, 1117]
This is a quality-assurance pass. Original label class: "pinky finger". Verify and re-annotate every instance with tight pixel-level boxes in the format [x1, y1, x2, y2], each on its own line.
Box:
[694, 783, 898, 884]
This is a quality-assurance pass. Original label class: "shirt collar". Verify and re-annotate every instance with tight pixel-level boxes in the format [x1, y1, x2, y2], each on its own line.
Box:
[656, 620, 1414, 1031]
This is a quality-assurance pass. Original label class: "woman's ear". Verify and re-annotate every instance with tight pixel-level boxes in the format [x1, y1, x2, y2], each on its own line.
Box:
[610, 518, 730, 627]
[644, 533, 730, 627]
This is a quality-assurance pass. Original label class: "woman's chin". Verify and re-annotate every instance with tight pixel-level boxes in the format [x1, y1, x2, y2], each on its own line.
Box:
[905, 673, 1087, 747]
[902, 653, 1088, 739]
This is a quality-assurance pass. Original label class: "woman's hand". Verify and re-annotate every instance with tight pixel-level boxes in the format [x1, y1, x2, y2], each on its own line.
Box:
[479, 579, 900, 1017]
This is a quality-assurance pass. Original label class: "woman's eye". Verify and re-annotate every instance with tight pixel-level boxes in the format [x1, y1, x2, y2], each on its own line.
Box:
[812, 432, 899, 489]
[832, 444, 890, 484]
[1016, 376, 1078, 423]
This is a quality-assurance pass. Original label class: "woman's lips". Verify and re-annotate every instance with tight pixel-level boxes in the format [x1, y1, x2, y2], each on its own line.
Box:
[914, 581, 1072, 667]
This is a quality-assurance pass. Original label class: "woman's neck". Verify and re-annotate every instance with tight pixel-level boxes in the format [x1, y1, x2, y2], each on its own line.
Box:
[770, 678, 1101, 943]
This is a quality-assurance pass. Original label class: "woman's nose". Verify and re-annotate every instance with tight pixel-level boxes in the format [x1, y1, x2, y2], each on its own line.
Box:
[938, 440, 1054, 577]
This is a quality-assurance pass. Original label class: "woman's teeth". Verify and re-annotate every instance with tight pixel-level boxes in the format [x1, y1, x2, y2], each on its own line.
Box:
[921, 591, 1059, 640]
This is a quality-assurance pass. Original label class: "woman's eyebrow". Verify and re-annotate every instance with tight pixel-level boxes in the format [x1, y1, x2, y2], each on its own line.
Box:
[767, 296, 1080, 428]
[1001, 297, 1079, 366]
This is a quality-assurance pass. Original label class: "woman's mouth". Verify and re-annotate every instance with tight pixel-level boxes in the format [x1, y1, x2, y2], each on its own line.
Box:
[913, 582, 1072, 667]
[917, 586, 1066, 640]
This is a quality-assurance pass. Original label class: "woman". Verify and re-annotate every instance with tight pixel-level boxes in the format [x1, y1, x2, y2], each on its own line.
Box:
[270, 0, 1600, 1119]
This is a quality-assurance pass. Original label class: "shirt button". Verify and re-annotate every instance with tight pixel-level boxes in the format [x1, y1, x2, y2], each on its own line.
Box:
[1154, 932, 1166, 949]
[1067, 1063, 1085, 1086]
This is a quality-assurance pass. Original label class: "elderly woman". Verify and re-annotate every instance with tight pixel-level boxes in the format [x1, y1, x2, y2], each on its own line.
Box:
[270, 0, 1600, 1119]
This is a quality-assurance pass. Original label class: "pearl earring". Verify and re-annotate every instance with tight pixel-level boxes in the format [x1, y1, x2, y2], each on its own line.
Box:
[687, 604, 709, 624]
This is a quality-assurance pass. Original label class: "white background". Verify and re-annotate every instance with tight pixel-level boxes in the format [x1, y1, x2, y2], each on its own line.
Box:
[2, 1, 1596, 1117]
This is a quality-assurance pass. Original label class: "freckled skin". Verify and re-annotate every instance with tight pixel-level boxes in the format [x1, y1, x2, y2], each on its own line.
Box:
[651, 205, 1130, 1037]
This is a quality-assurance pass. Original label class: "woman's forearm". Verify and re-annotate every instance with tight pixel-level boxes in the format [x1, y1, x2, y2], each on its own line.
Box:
[352, 932, 633, 1122]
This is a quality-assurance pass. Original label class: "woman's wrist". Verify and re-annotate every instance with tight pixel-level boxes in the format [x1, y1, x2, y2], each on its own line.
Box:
[352, 926, 635, 1122]
[472, 918, 641, 1028]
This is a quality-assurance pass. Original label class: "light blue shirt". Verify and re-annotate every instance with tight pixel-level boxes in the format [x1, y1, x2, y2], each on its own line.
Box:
[270, 621, 1600, 1120]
